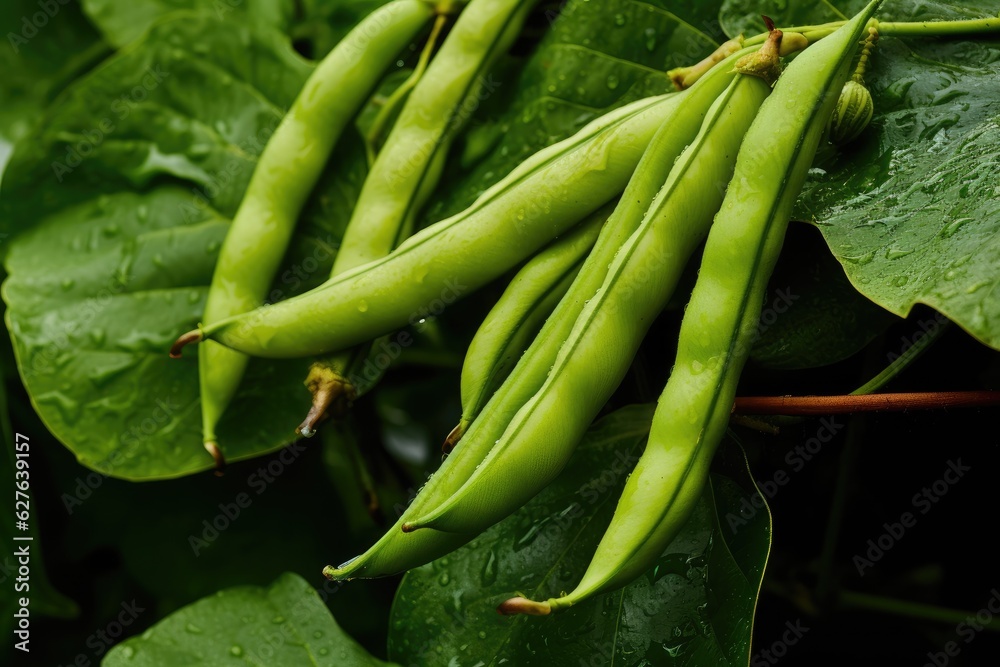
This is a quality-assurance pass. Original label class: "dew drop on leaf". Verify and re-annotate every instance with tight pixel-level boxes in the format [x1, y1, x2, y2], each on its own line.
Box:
[644, 28, 656, 52]
[940, 217, 972, 238]
[965, 280, 989, 294]
[480, 548, 498, 586]
[37, 391, 81, 423]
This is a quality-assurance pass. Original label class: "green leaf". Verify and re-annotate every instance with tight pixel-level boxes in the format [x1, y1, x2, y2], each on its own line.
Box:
[795, 0, 1000, 351]
[387, 405, 771, 667]
[102, 572, 397, 666]
[1, 15, 368, 479]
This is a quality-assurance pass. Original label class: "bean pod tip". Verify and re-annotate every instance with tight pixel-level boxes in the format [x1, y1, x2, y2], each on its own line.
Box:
[169, 329, 203, 358]
[442, 421, 465, 454]
[496, 597, 551, 616]
[296, 365, 356, 437]
[205, 440, 226, 474]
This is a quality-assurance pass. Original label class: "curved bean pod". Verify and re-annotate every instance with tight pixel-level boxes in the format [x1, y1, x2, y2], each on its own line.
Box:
[406, 34, 780, 535]
[299, 0, 535, 435]
[336, 0, 534, 273]
[172, 93, 677, 359]
[196, 0, 437, 463]
[449, 208, 607, 448]
[500, 0, 884, 616]
[325, 52, 751, 581]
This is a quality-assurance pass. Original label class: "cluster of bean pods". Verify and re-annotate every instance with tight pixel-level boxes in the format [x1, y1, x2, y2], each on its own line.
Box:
[168, 0, 999, 611]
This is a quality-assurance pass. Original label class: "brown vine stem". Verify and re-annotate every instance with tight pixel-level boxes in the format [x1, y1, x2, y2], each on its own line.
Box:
[732, 390, 1000, 416]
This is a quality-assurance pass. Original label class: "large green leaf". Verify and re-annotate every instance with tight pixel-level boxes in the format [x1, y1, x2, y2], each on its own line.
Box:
[387, 405, 771, 667]
[102, 572, 396, 666]
[719, 0, 1000, 350]
[1, 15, 368, 479]
[795, 0, 1000, 351]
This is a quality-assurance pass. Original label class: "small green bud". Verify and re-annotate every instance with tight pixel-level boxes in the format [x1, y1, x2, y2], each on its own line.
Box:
[829, 80, 874, 145]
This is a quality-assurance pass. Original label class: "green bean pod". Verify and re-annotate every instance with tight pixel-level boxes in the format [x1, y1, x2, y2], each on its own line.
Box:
[499, 0, 883, 616]
[406, 34, 781, 535]
[196, 0, 437, 462]
[449, 208, 607, 448]
[336, 0, 534, 272]
[298, 0, 535, 436]
[325, 53, 753, 581]
[172, 93, 680, 360]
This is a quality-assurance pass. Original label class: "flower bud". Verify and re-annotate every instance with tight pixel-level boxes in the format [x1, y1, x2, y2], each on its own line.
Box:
[829, 80, 874, 145]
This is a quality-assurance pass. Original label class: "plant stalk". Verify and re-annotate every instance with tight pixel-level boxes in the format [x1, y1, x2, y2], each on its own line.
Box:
[733, 391, 1000, 415]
